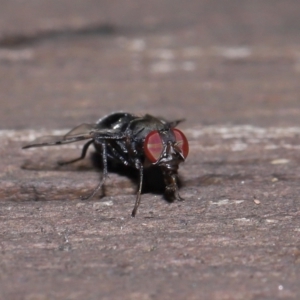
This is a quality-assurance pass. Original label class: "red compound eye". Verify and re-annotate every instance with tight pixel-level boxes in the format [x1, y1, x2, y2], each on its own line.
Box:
[144, 130, 164, 163]
[172, 128, 189, 159]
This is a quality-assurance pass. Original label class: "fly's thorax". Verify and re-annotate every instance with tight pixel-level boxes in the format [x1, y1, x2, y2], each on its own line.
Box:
[96, 112, 136, 130]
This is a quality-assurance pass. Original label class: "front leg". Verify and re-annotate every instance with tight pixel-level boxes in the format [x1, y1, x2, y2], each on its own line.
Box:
[131, 160, 144, 217]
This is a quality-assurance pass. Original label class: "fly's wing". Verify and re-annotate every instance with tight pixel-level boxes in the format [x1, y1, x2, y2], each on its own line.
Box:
[144, 114, 185, 128]
[166, 119, 185, 128]
[22, 123, 96, 149]
[63, 123, 97, 139]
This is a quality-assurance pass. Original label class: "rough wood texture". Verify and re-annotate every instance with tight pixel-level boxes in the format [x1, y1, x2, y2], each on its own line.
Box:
[1, 1, 300, 299]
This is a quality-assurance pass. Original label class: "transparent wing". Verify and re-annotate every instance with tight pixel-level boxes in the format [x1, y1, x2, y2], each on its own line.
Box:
[22, 123, 128, 149]
[22, 123, 96, 149]
[167, 119, 185, 128]
[63, 123, 96, 138]
[144, 114, 185, 128]
[65, 123, 125, 138]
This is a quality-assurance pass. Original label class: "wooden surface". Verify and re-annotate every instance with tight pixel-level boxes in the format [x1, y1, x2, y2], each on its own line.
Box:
[1, 1, 300, 299]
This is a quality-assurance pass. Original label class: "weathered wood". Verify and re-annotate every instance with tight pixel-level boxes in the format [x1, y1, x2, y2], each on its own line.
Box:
[1, 125, 300, 299]
[1, 0, 300, 299]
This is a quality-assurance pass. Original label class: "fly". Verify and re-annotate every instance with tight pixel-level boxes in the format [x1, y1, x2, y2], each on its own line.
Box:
[22, 112, 189, 217]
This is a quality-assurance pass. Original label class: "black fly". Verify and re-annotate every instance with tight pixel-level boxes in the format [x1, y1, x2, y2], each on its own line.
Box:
[22, 112, 189, 217]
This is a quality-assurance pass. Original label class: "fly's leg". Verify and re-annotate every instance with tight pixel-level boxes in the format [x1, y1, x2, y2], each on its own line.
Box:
[108, 145, 130, 166]
[125, 137, 144, 217]
[106, 140, 144, 216]
[58, 140, 93, 165]
[131, 164, 143, 217]
[81, 141, 108, 200]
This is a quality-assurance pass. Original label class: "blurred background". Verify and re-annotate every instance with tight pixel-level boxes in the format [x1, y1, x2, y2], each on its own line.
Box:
[1, 0, 300, 130]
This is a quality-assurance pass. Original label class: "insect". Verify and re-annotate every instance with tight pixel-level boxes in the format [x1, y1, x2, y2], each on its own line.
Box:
[22, 112, 189, 217]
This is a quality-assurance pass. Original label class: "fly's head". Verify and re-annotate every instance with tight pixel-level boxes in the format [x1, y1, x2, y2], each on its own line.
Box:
[144, 128, 188, 169]
[143, 127, 189, 200]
